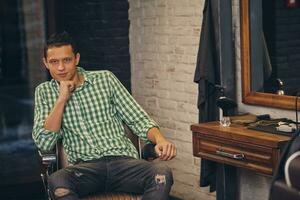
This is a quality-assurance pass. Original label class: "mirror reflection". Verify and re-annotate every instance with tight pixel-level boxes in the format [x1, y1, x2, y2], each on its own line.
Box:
[250, 0, 300, 96]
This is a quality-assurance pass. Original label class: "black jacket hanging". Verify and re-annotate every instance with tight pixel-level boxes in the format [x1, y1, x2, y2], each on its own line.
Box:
[194, 0, 220, 193]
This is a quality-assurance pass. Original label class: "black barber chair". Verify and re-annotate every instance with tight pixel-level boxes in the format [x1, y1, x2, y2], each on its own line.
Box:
[269, 132, 300, 200]
[40, 125, 157, 200]
[269, 153, 300, 200]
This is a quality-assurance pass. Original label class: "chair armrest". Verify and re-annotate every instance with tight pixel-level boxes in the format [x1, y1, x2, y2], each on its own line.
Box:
[39, 150, 57, 165]
[38, 150, 57, 199]
[141, 143, 158, 161]
[38, 150, 57, 176]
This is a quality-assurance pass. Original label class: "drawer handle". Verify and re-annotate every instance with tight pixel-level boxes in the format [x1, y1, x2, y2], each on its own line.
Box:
[216, 150, 245, 160]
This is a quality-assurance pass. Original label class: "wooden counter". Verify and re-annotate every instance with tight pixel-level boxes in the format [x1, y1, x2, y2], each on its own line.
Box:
[191, 122, 290, 175]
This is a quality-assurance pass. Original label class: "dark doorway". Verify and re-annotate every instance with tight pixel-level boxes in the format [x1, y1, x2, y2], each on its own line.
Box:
[0, 0, 132, 199]
[0, 0, 46, 199]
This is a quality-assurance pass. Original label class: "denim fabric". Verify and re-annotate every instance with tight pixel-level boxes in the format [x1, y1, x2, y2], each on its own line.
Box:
[48, 156, 173, 200]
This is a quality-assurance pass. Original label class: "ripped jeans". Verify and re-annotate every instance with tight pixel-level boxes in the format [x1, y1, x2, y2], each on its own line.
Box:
[48, 156, 173, 200]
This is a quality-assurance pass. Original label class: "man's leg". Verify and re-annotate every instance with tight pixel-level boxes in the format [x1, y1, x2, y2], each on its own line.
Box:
[48, 161, 107, 200]
[107, 157, 173, 200]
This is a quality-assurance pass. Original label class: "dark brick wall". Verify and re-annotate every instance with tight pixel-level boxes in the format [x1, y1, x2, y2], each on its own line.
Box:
[0, 0, 27, 86]
[54, 0, 131, 91]
[263, 1, 300, 95]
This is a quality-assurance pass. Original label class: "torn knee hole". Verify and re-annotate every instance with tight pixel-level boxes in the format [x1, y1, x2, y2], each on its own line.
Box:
[155, 174, 166, 185]
[54, 188, 71, 197]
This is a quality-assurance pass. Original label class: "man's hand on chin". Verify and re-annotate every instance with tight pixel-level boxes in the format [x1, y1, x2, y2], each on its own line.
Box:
[58, 81, 76, 102]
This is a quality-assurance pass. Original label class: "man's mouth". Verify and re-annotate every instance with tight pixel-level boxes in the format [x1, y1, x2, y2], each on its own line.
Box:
[58, 73, 68, 77]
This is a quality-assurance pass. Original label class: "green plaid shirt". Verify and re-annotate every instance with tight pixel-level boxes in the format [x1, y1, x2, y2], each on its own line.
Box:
[32, 67, 158, 164]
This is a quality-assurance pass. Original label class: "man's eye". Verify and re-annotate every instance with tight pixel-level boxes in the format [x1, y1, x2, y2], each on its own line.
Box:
[63, 58, 72, 63]
[49, 60, 58, 65]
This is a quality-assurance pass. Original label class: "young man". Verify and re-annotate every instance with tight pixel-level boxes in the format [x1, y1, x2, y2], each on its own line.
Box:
[32, 32, 176, 200]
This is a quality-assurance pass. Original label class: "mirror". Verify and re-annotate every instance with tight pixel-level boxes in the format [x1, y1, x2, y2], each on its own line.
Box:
[241, 0, 300, 110]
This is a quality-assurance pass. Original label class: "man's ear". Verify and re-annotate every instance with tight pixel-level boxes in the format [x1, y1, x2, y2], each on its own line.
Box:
[75, 53, 80, 65]
[43, 58, 49, 69]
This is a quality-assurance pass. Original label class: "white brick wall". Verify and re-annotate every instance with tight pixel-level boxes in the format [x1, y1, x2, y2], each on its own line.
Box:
[128, 0, 215, 199]
[129, 0, 297, 199]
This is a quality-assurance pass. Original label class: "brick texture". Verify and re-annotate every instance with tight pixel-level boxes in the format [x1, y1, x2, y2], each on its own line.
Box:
[56, 0, 131, 90]
[128, 0, 214, 199]
[22, 0, 47, 96]
[263, 0, 300, 95]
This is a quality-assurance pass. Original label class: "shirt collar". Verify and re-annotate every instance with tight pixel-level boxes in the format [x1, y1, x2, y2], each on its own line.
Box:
[77, 67, 93, 85]
[50, 66, 93, 89]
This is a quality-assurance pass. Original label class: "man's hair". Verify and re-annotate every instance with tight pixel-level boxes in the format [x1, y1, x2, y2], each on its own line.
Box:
[43, 31, 78, 59]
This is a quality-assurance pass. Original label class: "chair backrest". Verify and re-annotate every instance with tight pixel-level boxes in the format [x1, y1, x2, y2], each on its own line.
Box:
[284, 151, 300, 189]
[57, 124, 140, 168]
[269, 152, 300, 200]
[269, 131, 300, 200]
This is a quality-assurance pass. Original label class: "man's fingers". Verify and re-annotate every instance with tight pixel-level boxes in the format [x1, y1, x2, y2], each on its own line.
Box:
[162, 144, 168, 159]
[155, 142, 177, 161]
[155, 145, 162, 157]
[159, 143, 176, 160]
[58, 81, 76, 102]
[156, 144, 166, 159]
[166, 144, 172, 159]
[68, 84, 75, 92]
[166, 144, 176, 160]
[66, 82, 76, 92]
[165, 144, 173, 160]
[165, 145, 174, 160]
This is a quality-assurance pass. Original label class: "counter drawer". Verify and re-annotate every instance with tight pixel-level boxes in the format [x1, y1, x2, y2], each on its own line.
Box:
[193, 132, 279, 175]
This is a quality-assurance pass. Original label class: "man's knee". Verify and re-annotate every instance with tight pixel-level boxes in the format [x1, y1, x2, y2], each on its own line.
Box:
[48, 169, 74, 198]
[151, 163, 174, 188]
[54, 188, 71, 198]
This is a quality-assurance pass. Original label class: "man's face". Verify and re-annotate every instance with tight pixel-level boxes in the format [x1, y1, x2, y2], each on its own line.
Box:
[43, 45, 80, 82]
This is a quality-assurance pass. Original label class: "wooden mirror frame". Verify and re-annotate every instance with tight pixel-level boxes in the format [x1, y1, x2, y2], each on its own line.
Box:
[241, 0, 296, 110]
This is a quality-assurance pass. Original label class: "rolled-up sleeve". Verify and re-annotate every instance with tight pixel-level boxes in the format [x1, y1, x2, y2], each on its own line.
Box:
[108, 72, 159, 140]
[32, 85, 60, 152]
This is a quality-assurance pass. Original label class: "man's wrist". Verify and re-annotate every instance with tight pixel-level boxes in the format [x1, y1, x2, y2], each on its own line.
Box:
[155, 136, 167, 144]
[57, 96, 68, 104]
[147, 127, 166, 144]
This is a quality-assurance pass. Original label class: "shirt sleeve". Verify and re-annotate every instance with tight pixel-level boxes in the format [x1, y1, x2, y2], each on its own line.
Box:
[32, 85, 61, 152]
[107, 71, 159, 141]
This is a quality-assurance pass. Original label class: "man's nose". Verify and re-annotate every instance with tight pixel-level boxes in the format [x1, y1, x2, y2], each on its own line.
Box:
[57, 62, 65, 71]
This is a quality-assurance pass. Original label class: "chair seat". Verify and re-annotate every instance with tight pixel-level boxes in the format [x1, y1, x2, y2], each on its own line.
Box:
[82, 193, 141, 200]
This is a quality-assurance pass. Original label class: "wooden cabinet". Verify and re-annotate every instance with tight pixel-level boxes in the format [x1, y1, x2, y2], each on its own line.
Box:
[191, 122, 290, 175]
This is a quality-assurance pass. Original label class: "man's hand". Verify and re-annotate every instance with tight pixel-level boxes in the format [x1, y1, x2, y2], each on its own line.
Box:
[58, 81, 76, 102]
[44, 81, 75, 132]
[147, 127, 177, 161]
[155, 140, 176, 161]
